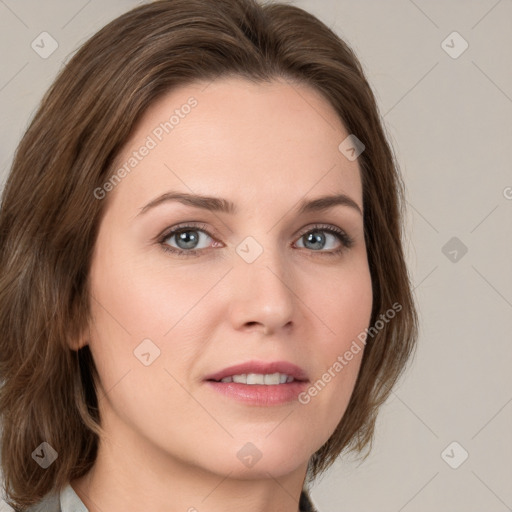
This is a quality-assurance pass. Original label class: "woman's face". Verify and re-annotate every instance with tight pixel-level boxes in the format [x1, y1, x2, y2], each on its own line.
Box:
[85, 77, 373, 480]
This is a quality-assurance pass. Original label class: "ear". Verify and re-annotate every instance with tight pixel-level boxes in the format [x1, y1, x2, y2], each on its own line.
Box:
[67, 324, 91, 351]
[68, 338, 88, 351]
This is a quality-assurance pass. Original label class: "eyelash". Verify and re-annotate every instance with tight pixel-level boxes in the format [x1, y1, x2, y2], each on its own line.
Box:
[157, 222, 355, 258]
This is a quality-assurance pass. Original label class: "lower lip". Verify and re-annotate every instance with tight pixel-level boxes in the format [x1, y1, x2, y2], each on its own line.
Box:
[205, 380, 309, 406]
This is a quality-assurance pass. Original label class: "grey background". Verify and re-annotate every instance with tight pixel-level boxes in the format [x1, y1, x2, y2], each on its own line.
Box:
[1, 1, 511, 511]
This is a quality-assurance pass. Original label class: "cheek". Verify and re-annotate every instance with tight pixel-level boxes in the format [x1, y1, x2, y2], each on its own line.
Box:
[88, 237, 216, 341]
[315, 253, 373, 356]
[86, 254, 207, 437]
[297, 258, 372, 431]
[86, 240, 224, 398]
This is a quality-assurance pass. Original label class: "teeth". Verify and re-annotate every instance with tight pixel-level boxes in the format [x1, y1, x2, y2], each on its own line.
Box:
[220, 373, 295, 385]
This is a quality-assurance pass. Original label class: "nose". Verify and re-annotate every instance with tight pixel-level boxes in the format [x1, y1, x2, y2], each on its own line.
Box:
[227, 243, 296, 336]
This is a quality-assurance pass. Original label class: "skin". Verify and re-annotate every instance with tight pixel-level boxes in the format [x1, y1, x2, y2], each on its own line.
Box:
[71, 76, 373, 512]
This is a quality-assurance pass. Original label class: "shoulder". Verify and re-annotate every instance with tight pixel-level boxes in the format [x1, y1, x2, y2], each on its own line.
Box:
[23, 482, 88, 512]
[300, 489, 319, 512]
[24, 487, 313, 512]
[24, 490, 60, 512]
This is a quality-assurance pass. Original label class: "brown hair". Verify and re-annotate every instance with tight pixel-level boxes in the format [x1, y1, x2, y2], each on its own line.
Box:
[0, 0, 418, 508]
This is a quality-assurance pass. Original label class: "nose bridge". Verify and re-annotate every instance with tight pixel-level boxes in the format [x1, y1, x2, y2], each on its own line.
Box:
[230, 232, 296, 332]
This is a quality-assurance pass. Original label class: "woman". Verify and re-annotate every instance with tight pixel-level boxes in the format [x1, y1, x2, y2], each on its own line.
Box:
[0, 0, 418, 511]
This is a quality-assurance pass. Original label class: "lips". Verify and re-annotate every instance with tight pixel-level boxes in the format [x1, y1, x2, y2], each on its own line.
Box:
[204, 360, 309, 383]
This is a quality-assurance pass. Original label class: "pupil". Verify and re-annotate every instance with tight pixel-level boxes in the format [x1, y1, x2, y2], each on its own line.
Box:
[306, 231, 325, 250]
[177, 230, 198, 249]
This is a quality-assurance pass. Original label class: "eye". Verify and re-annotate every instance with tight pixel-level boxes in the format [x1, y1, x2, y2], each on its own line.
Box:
[159, 223, 216, 256]
[157, 222, 354, 257]
[295, 225, 354, 256]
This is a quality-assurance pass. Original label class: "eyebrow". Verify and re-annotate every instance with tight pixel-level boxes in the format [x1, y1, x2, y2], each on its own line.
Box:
[137, 191, 363, 217]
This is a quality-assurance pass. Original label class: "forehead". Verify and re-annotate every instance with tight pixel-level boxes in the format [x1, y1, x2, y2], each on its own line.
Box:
[108, 76, 363, 215]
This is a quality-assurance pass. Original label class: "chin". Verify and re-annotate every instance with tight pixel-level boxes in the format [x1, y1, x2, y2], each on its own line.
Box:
[197, 434, 314, 479]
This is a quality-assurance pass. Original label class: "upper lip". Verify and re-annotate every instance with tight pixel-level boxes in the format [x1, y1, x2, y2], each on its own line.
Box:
[204, 360, 309, 382]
